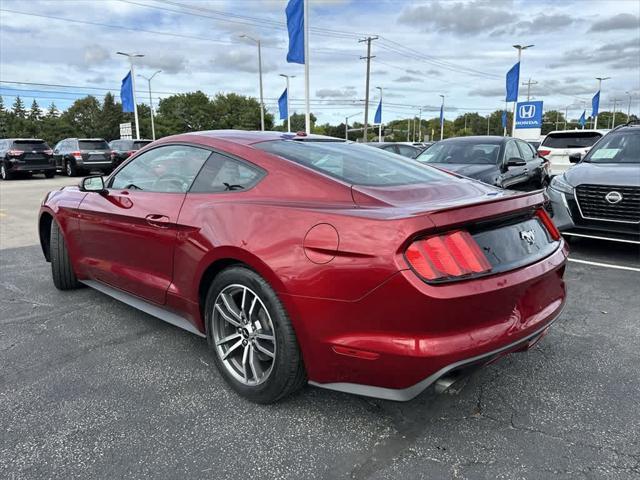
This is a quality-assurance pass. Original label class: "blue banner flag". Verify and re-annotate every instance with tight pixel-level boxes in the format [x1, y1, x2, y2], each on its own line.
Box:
[592, 91, 600, 117]
[286, 0, 304, 64]
[120, 70, 134, 113]
[505, 62, 520, 102]
[278, 88, 288, 120]
[374, 100, 382, 124]
[501, 110, 507, 129]
[579, 110, 586, 127]
[439, 104, 444, 126]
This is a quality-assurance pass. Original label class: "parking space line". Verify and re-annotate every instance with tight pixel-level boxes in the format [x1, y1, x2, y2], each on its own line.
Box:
[568, 258, 640, 272]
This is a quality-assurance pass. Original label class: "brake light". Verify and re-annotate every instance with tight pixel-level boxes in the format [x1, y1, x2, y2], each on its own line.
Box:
[405, 230, 492, 281]
[538, 149, 551, 157]
[536, 208, 560, 241]
[8, 150, 23, 156]
[71, 151, 83, 160]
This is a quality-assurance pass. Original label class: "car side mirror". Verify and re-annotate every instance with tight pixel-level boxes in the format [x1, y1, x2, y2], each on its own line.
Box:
[507, 157, 526, 167]
[79, 175, 107, 193]
[569, 153, 582, 163]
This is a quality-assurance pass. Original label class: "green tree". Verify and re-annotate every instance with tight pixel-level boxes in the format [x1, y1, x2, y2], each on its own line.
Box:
[26, 100, 42, 137]
[211, 93, 274, 130]
[99, 92, 124, 141]
[60, 96, 103, 138]
[12, 96, 26, 118]
[155, 91, 216, 136]
[0, 96, 8, 138]
[288, 112, 316, 133]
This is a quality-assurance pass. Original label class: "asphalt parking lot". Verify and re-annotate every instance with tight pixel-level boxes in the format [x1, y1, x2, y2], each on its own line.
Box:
[1, 177, 639, 479]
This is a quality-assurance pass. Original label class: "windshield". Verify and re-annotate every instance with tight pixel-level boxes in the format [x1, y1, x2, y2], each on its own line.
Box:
[542, 132, 602, 149]
[583, 130, 640, 164]
[416, 140, 501, 165]
[79, 140, 109, 150]
[254, 140, 450, 186]
[13, 140, 49, 150]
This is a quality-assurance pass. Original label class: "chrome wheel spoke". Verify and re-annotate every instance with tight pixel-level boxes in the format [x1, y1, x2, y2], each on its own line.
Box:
[215, 303, 242, 328]
[222, 338, 243, 360]
[220, 292, 242, 320]
[242, 345, 249, 383]
[249, 347, 261, 382]
[215, 332, 241, 346]
[255, 333, 275, 342]
[254, 340, 275, 358]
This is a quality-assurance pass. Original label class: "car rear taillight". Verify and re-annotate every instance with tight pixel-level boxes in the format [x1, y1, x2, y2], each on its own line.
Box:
[538, 149, 551, 157]
[127, 150, 136, 156]
[71, 151, 83, 160]
[406, 230, 492, 282]
[8, 149, 23, 156]
[536, 208, 560, 241]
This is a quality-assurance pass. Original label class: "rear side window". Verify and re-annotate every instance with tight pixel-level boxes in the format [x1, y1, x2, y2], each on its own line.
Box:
[516, 140, 536, 162]
[255, 140, 449, 186]
[13, 140, 49, 150]
[190, 152, 264, 193]
[79, 140, 109, 150]
[542, 132, 602, 148]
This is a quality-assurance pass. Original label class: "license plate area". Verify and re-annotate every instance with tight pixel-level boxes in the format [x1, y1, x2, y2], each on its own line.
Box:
[471, 217, 558, 274]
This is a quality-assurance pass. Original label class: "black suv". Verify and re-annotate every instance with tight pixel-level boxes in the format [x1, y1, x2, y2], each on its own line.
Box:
[547, 122, 640, 243]
[109, 139, 153, 166]
[52, 138, 113, 176]
[0, 138, 56, 180]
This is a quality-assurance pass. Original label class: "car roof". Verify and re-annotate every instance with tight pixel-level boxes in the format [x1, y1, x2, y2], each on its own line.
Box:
[439, 136, 505, 143]
[5, 138, 46, 142]
[186, 130, 342, 146]
[544, 129, 608, 135]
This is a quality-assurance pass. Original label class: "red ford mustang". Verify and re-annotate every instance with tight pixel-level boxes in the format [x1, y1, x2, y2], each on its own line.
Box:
[39, 131, 568, 403]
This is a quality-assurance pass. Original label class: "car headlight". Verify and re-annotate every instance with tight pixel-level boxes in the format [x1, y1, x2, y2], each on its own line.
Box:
[549, 175, 573, 195]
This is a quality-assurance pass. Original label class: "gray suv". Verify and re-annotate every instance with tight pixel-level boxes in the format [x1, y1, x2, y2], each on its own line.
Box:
[52, 138, 113, 176]
[547, 123, 640, 243]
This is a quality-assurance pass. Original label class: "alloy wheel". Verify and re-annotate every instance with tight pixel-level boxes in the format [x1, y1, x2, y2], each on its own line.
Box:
[1, 165, 6, 179]
[212, 284, 277, 386]
[66, 162, 72, 176]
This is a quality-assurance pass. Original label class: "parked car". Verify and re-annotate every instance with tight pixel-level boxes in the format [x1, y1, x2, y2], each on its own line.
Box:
[39, 130, 567, 403]
[109, 138, 153, 166]
[547, 122, 640, 244]
[538, 130, 607, 176]
[415, 136, 550, 190]
[0, 138, 56, 180]
[365, 142, 422, 158]
[52, 138, 113, 176]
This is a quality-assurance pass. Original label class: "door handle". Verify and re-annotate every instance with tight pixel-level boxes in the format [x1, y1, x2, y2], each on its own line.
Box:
[145, 214, 170, 228]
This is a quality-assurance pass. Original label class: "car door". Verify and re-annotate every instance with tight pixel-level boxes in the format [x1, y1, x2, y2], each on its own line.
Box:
[52, 140, 65, 168]
[76, 144, 211, 304]
[517, 140, 544, 188]
[501, 140, 528, 189]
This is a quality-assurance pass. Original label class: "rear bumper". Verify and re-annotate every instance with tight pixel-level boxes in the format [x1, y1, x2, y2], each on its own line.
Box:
[6, 160, 55, 172]
[309, 307, 562, 401]
[285, 241, 568, 399]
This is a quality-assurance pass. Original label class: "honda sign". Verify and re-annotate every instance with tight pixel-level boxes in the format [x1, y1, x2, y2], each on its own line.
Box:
[515, 101, 543, 129]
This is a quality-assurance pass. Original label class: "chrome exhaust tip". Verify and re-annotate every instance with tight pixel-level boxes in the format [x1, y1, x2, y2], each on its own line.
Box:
[434, 376, 457, 394]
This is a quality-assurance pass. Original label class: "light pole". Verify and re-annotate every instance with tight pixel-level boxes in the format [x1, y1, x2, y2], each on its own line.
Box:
[279, 74, 295, 133]
[611, 98, 619, 128]
[240, 34, 265, 131]
[117, 51, 144, 140]
[418, 107, 423, 141]
[344, 112, 361, 140]
[375, 87, 383, 142]
[511, 44, 534, 137]
[594, 76, 610, 129]
[137, 70, 161, 141]
[486, 115, 490, 135]
[625, 91, 632, 118]
[439, 94, 445, 140]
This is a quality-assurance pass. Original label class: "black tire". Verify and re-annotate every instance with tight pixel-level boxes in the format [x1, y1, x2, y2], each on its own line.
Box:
[65, 159, 77, 177]
[50, 220, 81, 290]
[44, 170, 55, 178]
[205, 266, 306, 403]
[1, 163, 14, 180]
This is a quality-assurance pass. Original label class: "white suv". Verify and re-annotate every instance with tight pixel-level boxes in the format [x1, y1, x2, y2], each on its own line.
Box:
[538, 130, 608, 176]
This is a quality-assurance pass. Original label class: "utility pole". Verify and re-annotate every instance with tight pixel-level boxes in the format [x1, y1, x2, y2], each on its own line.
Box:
[511, 44, 534, 137]
[279, 74, 295, 133]
[116, 51, 144, 140]
[555, 110, 559, 130]
[359, 36, 378, 141]
[240, 34, 265, 131]
[406, 118, 410, 141]
[611, 98, 618, 128]
[594, 76, 611, 129]
[522, 77, 538, 101]
[563, 105, 568, 130]
[486, 115, 490, 135]
[626, 91, 632, 119]
[439, 94, 445, 140]
[418, 107, 423, 142]
[137, 70, 161, 141]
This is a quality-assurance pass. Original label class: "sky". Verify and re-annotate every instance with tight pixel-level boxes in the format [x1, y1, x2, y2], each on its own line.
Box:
[0, 0, 639, 125]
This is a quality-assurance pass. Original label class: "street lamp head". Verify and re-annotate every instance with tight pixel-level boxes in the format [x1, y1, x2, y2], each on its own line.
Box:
[513, 44, 534, 50]
[596, 76, 611, 81]
[117, 51, 145, 58]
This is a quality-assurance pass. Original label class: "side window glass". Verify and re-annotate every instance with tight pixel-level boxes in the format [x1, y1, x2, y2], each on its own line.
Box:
[110, 145, 210, 193]
[190, 152, 264, 193]
[504, 141, 521, 161]
[517, 140, 536, 162]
